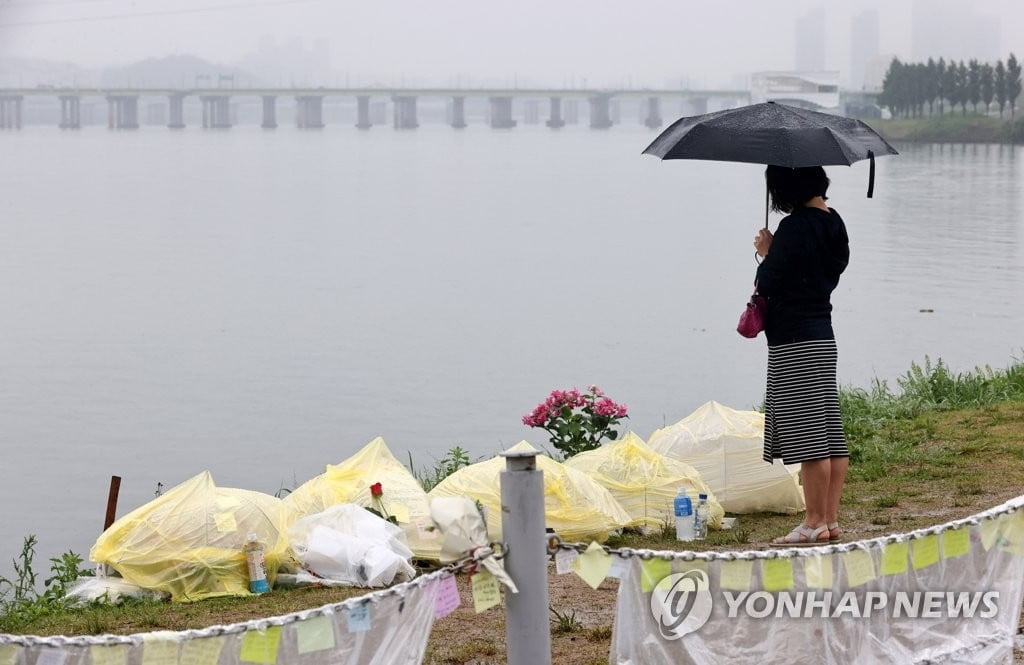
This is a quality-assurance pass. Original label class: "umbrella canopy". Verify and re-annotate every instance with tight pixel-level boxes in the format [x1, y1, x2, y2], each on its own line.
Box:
[643, 101, 897, 168]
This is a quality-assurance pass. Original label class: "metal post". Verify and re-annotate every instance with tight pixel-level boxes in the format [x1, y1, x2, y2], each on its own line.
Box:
[500, 449, 552, 665]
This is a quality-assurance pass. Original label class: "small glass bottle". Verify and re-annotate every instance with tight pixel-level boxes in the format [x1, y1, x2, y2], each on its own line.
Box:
[243, 532, 270, 594]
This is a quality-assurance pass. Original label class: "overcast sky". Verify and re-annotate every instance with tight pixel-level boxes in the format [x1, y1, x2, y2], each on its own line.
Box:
[1, 0, 1022, 87]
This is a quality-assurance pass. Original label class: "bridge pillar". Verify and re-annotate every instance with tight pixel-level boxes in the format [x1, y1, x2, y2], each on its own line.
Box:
[489, 96, 516, 128]
[356, 95, 372, 129]
[107, 96, 139, 130]
[589, 95, 613, 129]
[392, 96, 418, 129]
[449, 96, 466, 129]
[260, 96, 277, 129]
[296, 96, 324, 129]
[59, 96, 81, 129]
[546, 97, 565, 128]
[644, 96, 663, 128]
[168, 95, 185, 129]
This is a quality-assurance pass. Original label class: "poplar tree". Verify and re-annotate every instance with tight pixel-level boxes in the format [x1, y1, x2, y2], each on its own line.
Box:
[1007, 53, 1022, 117]
[968, 59, 981, 113]
[995, 60, 1007, 117]
[981, 63, 994, 114]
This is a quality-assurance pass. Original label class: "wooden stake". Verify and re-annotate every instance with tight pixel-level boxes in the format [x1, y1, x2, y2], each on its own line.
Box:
[104, 475, 121, 531]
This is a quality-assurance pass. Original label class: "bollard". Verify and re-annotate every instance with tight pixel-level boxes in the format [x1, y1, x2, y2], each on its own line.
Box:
[500, 449, 552, 665]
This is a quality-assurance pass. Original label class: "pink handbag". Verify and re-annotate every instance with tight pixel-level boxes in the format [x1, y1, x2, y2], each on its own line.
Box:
[737, 283, 766, 338]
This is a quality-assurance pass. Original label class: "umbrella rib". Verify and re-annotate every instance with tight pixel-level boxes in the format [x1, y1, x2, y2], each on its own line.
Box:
[821, 127, 862, 166]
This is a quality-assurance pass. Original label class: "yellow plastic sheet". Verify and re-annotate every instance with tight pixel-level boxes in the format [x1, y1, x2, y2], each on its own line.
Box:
[647, 401, 805, 515]
[564, 432, 724, 529]
[90, 472, 289, 602]
[428, 441, 631, 542]
[282, 437, 440, 560]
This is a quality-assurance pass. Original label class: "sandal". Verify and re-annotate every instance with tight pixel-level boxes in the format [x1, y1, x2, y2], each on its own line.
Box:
[770, 523, 830, 548]
[827, 522, 843, 543]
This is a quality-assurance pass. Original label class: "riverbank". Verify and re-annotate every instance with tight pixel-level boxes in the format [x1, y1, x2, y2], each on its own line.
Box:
[3, 360, 1024, 663]
[867, 115, 1024, 144]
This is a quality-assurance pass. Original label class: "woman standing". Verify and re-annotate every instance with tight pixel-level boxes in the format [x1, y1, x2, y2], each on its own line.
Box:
[754, 165, 850, 547]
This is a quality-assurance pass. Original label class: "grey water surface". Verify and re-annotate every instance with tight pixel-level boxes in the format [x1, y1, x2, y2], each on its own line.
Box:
[0, 126, 1021, 574]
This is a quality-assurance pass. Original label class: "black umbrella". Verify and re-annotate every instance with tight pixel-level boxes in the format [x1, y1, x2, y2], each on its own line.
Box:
[643, 101, 898, 223]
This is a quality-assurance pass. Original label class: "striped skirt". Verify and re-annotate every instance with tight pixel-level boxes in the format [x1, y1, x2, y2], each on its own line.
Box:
[763, 339, 849, 465]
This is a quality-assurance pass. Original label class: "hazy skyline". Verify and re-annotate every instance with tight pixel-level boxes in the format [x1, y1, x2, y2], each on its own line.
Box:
[1, 0, 1023, 88]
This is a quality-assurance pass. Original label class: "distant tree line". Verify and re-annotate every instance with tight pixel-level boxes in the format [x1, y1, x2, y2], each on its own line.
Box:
[879, 55, 1023, 119]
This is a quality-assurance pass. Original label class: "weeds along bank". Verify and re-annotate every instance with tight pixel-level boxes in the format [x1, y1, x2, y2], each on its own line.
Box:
[2, 356, 1024, 637]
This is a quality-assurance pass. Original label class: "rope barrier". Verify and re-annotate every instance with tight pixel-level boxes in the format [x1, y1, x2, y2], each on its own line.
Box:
[0, 542, 507, 649]
[547, 494, 1024, 561]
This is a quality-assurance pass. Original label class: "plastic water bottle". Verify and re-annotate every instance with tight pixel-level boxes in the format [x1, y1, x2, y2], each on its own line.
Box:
[694, 493, 710, 541]
[243, 533, 270, 594]
[673, 488, 695, 542]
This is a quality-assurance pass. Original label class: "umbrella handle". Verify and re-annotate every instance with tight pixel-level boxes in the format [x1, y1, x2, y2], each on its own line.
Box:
[764, 183, 769, 229]
[867, 150, 875, 198]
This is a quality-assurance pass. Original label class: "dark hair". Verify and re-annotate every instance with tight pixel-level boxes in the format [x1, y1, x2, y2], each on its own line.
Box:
[765, 165, 830, 214]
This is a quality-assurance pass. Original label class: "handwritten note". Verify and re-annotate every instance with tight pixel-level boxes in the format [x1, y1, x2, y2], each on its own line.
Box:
[881, 541, 909, 576]
[471, 571, 501, 613]
[180, 636, 225, 665]
[719, 559, 753, 591]
[912, 535, 940, 570]
[572, 541, 612, 589]
[296, 615, 335, 654]
[240, 627, 282, 664]
[432, 575, 461, 619]
[843, 549, 876, 587]
[762, 558, 794, 592]
[804, 555, 833, 588]
[941, 528, 970, 559]
[640, 558, 672, 593]
[346, 603, 372, 633]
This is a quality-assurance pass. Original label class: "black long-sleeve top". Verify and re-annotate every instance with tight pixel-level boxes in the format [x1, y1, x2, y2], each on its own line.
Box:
[754, 206, 849, 346]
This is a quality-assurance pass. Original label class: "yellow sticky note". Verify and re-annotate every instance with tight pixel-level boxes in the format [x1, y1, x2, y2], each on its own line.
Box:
[240, 627, 282, 664]
[297, 615, 336, 655]
[91, 644, 127, 665]
[141, 634, 180, 665]
[999, 511, 1024, 556]
[762, 558, 794, 592]
[881, 542, 909, 576]
[640, 558, 672, 593]
[941, 528, 970, 559]
[0, 645, 18, 665]
[803, 555, 833, 589]
[388, 503, 411, 524]
[214, 512, 237, 533]
[180, 637, 225, 665]
[0, 645, 19, 665]
[572, 541, 612, 590]
[471, 570, 501, 613]
[719, 560, 753, 591]
[843, 549, 876, 587]
[912, 535, 940, 570]
[981, 518, 1001, 551]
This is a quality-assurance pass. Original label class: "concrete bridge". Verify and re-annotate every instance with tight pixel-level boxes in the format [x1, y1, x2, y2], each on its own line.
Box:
[0, 87, 751, 131]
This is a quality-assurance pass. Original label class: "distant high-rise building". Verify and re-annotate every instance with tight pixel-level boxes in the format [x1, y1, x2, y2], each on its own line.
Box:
[850, 10, 880, 90]
[911, 0, 1000, 64]
[795, 7, 826, 71]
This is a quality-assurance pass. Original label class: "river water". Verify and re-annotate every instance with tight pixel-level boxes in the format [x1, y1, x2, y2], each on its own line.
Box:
[0, 126, 1022, 575]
